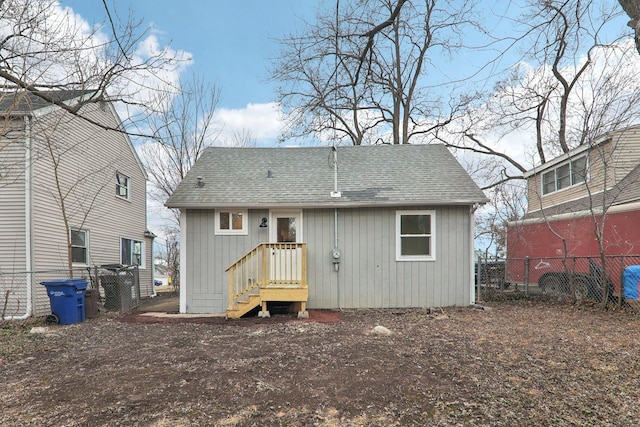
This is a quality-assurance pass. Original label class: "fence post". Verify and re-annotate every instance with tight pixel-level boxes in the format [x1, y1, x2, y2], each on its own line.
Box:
[619, 256, 624, 309]
[524, 257, 530, 295]
[93, 265, 99, 290]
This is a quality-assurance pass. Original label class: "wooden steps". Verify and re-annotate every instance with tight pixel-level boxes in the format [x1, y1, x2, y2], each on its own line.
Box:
[226, 294, 261, 319]
[226, 286, 309, 319]
[226, 243, 308, 319]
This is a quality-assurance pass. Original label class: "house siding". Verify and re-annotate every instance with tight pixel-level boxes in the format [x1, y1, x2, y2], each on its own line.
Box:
[609, 128, 640, 183]
[28, 103, 150, 315]
[306, 206, 471, 309]
[184, 205, 473, 314]
[0, 118, 28, 316]
[184, 209, 269, 313]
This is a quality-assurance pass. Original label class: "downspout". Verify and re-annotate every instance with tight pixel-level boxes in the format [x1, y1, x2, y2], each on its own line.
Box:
[334, 207, 340, 309]
[469, 203, 479, 305]
[330, 146, 342, 309]
[151, 238, 156, 298]
[179, 209, 187, 313]
[6, 116, 33, 320]
[145, 231, 157, 298]
[330, 0, 342, 310]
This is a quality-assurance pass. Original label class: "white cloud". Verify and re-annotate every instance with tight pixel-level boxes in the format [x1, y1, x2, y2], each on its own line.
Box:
[213, 102, 284, 146]
[113, 34, 193, 124]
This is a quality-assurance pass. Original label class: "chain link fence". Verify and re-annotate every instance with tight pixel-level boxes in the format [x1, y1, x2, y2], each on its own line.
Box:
[95, 265, 140, 314]
[0, 270, 28, 320]
[1, 265, 140, 320]
[476, 255, 640, 311]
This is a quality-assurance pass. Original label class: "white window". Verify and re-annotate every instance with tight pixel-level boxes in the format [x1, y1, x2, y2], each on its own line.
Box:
[71, 229, 88, 264]
[121, 238, 144, 268]
[541, 155, 588, 195]
[571, 156, 587, 185]
[215, 210, 248, 235]
[116, 172, 130, 199]
[396, 210, 435, 261]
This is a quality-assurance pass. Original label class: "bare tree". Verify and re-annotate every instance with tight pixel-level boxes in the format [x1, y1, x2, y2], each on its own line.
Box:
[0, 0, 184, 135]
[0, 0, 187, 285]
[139, 74, 222, 224]
[518, 127, 640, 307]
[475, 177, 527, 256]
[139, 73, 255, 276]
[271, 0, 479, 145]
[139, 73, 255, 228]
[619, 0, 640, 54]
[163, 229, 180, 294]
[35, 110, 116, 276]
[441, 0, 640, 189]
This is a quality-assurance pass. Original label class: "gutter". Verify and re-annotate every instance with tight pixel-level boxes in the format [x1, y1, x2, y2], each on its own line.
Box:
[165, 199, 489, 210]
[508, 200, 640, 227]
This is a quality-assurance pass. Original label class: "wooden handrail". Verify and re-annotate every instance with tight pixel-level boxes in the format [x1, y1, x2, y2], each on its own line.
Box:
[226, 243, 307, 311]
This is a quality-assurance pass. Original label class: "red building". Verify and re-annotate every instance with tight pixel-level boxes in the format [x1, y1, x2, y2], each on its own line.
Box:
[506, 126, 640, 293]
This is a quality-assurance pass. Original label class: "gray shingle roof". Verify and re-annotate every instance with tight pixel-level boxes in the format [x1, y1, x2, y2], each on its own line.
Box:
[166, 144, 488, 209]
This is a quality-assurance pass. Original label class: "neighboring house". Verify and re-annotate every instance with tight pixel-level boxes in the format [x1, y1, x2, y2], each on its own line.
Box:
[0, 91, 154, 319]
[166, 144, 488, 317]
[507, 125, 640, 282]
[153, 258, 170, 287]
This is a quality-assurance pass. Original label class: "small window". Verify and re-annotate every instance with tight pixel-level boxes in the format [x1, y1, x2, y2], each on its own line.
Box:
[571, 157, 587, 184]
[541, 155, 588, 195]
[116, 172, 130, 199]
[71, 229, 88, 264]
[556, 163, 571, 190]
[542, 171, 556, 195]
[396, 210, 435, 261]
[215, 210, 248, 235]
[121, 238, 143, 267]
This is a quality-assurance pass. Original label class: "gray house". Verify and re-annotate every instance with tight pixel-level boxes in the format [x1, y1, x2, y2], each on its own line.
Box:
[0, 91, 154, 319]
[166, 144, 488, 317]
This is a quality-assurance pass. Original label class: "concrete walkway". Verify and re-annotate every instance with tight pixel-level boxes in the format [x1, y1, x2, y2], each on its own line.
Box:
[135, 293, 226, 318]
[137, 293, 179, 312]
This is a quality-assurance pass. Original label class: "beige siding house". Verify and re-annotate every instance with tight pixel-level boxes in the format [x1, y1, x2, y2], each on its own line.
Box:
[166, 145, 488, 317]
[0, 91, 154, 319]
[523, 125, 640, 218]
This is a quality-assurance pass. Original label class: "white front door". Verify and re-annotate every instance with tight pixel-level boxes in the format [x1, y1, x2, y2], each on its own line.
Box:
[269, 210, 303, 283]
[269, 210, 302, 244]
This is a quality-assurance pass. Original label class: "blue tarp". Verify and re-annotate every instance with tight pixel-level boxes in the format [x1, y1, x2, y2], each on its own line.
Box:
[623, 266, 640, 300]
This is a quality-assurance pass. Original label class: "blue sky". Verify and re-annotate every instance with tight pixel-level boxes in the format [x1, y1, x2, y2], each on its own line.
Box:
[56, 0, 324, 242]
[55, 0, 637, 248]
[61, 0, 314, 110]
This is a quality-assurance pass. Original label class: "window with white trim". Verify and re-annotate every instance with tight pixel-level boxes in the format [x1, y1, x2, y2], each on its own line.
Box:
[396, 210, 435, 261]
[71, 229, 88, 264]
[215, 210, 248, 235]
[121, 237, 144, 267]
[116, 172, 130, 199]
[542, 155, 587, 195]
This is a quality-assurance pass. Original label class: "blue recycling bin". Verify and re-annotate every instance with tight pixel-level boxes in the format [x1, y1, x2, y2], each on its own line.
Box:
[40, 279, 88, 325]
[623, 265, 640, 300]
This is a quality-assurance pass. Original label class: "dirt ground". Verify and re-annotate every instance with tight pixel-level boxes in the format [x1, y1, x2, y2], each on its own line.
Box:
[2, 298, 640, 426]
